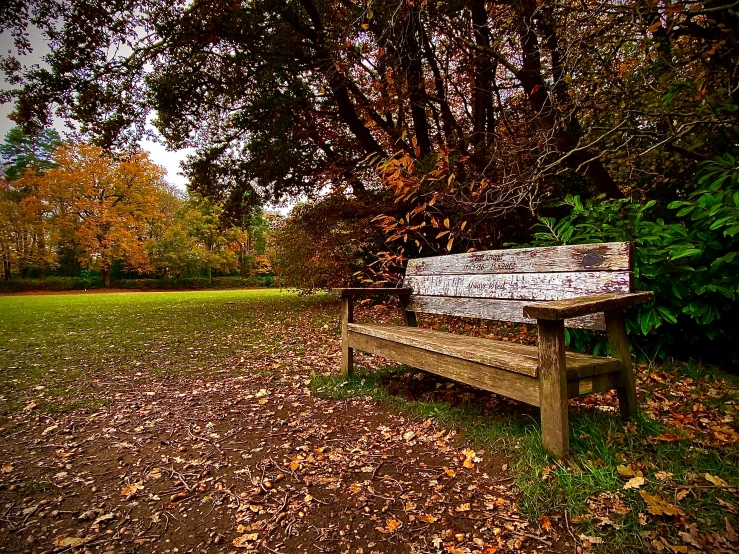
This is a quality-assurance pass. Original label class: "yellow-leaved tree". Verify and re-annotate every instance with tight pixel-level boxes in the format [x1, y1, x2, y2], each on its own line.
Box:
[32, 143, 168, 286]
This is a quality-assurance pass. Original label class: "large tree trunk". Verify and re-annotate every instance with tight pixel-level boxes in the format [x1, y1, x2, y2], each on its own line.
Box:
[102, 267, 111, 288]
[404, 7, 432, 156]
[513, 0, 624, 199]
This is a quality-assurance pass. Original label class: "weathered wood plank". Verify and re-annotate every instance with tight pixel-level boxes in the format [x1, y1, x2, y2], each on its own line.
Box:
[348, 324, 622, 379]
[341, 297, 354, 377]
[605, 310, 638, 419]
[347, 332, 541, 406]
[523, 292, 653, 320]
[537, 319, 569, 459]
[406, 242, 632, 276]
[349, 323, 539, 376]
[564, 356, 622, 379]
[404, 272, 631, 301]
[333, 287, 413, 297]
[407, 295, 606, 330]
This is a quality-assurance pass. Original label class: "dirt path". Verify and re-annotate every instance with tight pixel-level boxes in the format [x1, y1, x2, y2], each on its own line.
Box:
[1, 372, 567, 554]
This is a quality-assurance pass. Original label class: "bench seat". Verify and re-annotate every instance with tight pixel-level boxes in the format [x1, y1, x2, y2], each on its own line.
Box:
[348, 323, 622, 379]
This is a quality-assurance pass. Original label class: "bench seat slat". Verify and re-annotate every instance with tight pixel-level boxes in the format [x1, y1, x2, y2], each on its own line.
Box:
[406, 296, 605, 330]
[347, 323, 622, 379]
[406, 242, 631, 276]
[404, 271, 631, 301]
[347, 331, 541, 406]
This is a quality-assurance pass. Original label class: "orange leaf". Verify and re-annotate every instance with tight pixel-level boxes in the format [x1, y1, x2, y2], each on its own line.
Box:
[386, 518, 402, 532]
[540, 515, 552, 531]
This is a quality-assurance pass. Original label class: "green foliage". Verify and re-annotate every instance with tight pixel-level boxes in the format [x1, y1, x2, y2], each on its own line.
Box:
[527, 157, 739, 362]
[147, 195, 240, 279]
[0, 127, 61, 181]
[0, 275, 269, 293]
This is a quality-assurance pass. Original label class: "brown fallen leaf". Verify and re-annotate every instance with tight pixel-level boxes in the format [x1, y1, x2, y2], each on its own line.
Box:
[120, 483, 144, 496]
[1, 462, 12, 473]
[462, 447, 479, 468]
[639, 491, 685, 516]
[385, 518, 401, 532]
[704, 473, 729, 487]
[624, 476, 646, 489]
[52, 536, 87, 547]
[232, 533, 259, 547]
[540, 515, 552, 531]
[617, 464, 638, 478]
[41, 424, 58, 436]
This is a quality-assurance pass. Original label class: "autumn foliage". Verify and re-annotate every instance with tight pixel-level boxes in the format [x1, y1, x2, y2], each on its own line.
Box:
[0, 139, 271, 287]
[21, 143, 167, 286]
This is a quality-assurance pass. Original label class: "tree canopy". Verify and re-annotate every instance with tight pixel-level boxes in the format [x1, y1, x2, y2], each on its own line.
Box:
[3, 1, 736, 230]
[0, 126, 61, 180]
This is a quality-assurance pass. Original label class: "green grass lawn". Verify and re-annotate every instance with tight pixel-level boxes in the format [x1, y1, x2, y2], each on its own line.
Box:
[0, 289, 330, 413]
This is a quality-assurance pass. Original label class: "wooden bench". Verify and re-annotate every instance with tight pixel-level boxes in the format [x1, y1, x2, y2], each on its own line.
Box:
[333, 242, 653, 458]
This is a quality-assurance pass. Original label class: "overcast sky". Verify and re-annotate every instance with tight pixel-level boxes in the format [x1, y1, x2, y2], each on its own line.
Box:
[0, 29, 192, 191]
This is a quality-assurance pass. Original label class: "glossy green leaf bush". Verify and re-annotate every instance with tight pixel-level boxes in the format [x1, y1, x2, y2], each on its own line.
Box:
[527, 156, 739, 363]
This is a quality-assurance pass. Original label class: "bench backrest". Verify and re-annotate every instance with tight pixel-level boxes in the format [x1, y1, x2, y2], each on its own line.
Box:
[403, 242, 633, 330]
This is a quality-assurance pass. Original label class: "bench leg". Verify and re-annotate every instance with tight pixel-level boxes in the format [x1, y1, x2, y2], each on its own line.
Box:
[605, 309, 638, 420]
[341, 297, 354, 377]
[537, 319, 569, 459]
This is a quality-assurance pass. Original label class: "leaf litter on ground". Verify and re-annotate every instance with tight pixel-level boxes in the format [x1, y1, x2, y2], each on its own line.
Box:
[0, 289, 737, 553]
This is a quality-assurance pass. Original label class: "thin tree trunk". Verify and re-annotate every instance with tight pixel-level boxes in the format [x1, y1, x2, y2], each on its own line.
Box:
[513, 0, 623, 199]
[38, 231, 46, 281]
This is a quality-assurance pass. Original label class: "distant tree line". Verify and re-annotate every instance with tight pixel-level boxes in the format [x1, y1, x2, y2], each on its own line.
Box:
[0, 128, 274, 287]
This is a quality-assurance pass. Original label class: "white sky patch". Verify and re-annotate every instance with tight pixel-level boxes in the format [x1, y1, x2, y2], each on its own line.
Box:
[0, 28, 191, 192]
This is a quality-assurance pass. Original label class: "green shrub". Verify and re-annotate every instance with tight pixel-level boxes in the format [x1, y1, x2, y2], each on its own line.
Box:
[0, 275, 271, 293]
[526, 156, 739, 363]
[0, 276, 92, 293]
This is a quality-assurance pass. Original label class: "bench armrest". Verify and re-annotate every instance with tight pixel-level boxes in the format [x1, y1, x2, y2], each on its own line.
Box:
[332, 287, 413, 297]
[523, 292, 654, 320]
